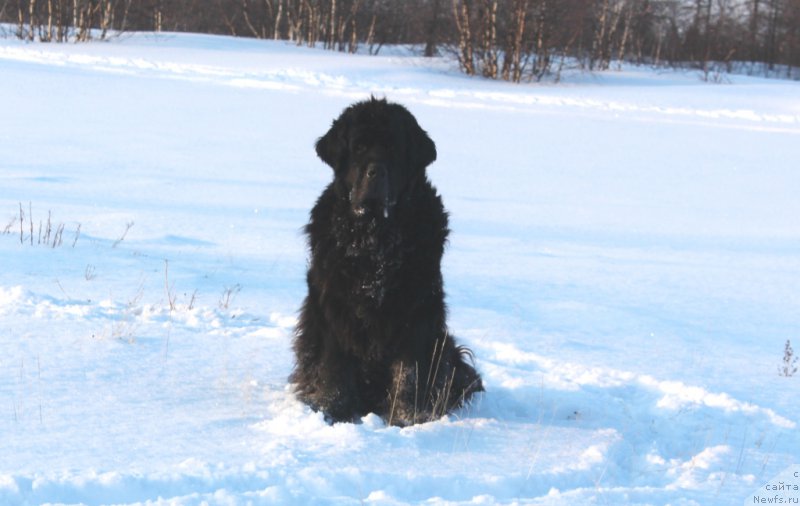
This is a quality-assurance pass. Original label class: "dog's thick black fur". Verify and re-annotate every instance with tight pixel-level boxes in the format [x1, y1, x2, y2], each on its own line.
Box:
[290, 98, 483, 426]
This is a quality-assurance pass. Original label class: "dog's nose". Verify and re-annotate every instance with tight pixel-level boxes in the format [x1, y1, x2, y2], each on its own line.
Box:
[366, 163, 386, 179]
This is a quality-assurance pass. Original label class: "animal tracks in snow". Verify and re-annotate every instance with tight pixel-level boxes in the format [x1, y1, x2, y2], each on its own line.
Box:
[2, 41, 798, 133]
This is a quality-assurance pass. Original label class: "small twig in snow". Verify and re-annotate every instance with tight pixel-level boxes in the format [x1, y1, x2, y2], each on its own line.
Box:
[112, 221, 134, 248]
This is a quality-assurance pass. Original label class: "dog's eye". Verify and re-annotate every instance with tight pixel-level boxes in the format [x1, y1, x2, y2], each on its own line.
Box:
[354, 143, 367, 154]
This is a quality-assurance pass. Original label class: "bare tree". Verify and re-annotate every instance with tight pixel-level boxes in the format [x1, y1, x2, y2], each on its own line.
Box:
[502, 0, 529, 81]
[452, 0, 476, 74]
[479, 0, 499, 77]
[424, 0, 445, 56]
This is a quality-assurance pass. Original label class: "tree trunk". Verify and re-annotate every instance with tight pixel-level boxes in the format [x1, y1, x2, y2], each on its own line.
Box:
[274, 0, 283, 39]
[534, 0, 548, 79]
[616, 1, 635, 66]
[749, 0, 760, 62]
[452, 0, 475, 75]
[328, 0, 336, 49]
[242, 0, 262, 38]
[502, 0, 528, 81]
[480, 0, 498, 78]
[424, 0, 443, 57]
[101, 0, 113, 39]
[29, 0, 37, 41]
[365, 12, 376, 53]
[593, 0, 610, 69]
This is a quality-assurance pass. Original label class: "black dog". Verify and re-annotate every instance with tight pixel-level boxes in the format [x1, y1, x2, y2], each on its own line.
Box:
[290, 97, 483, 426]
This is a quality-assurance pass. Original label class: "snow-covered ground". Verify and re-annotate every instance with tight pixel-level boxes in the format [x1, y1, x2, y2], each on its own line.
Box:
[1, 32, 798, 505]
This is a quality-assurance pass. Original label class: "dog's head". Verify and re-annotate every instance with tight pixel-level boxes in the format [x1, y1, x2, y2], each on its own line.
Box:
[316, 97, 437, 219]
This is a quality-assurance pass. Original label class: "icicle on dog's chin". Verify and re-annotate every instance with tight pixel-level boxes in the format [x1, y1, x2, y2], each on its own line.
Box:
[379, 196, 398, 220]
[382, 176, 392, 219]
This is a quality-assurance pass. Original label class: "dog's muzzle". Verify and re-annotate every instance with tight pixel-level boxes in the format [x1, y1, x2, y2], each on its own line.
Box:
[351, 162, 394, 218]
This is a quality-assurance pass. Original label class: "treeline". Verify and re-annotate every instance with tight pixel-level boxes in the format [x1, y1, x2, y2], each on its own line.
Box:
[2, 0, 798, 81]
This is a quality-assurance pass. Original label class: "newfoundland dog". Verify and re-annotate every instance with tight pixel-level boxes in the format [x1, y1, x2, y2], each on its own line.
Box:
[290, 97, 482, 426]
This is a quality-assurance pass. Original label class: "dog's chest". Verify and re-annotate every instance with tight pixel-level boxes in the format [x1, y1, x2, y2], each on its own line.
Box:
[335, 217, 407, 307]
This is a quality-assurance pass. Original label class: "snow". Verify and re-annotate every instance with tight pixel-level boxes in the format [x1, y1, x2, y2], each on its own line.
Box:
[1, 31, 799, 505]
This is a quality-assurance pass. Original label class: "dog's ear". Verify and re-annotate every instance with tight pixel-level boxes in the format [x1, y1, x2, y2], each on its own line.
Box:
[407, 115, 437, 170]
[315, 116, 347, 170]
